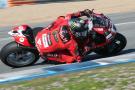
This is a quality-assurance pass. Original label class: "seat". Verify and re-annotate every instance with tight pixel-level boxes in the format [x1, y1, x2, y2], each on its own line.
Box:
[24, 27, 44, 45]
[32, 27, 44, 38]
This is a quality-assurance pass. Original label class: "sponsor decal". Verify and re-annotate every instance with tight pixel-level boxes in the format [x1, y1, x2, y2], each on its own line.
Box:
[47, 34, 52, 45]
[59, 27, 70, 43]
[46, 53, 59, 58]
[42, 33, 52, 48]
[19, 38, 24, 42]
[106, 33, 113, 40]
[42, 34, 49, 48]
[52, 31, 59, 42]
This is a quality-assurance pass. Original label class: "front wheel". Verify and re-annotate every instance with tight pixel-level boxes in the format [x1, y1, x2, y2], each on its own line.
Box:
[94, 33, 127, 56]
[0, 42, 40, 68]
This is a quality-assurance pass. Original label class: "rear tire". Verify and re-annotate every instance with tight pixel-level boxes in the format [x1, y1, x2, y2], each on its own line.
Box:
[94, 33, 127, 56]
[0, 42, 39, 68]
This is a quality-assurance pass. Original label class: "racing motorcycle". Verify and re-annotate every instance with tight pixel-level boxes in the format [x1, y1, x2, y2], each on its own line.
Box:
[0, 10, 127, 68]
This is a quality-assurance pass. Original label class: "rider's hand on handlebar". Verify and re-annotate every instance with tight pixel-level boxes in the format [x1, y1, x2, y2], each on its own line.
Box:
[81, 9, 93, 17]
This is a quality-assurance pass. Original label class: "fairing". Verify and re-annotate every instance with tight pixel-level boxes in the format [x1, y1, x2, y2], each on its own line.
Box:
[8, 25, 33, 47]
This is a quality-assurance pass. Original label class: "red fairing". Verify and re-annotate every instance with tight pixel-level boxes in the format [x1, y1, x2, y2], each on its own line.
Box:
[35, 15, 81, 63]
[11, 25, 33, 47]
[93, 27, 106, 35]
[13, 36, 32, 47]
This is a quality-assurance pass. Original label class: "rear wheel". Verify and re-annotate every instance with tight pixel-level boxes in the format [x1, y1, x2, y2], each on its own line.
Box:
[0, 42, 39, 68]
[94, 33, 127, 56]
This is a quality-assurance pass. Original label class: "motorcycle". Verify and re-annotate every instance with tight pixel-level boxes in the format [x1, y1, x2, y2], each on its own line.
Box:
[0, 10, 127, 68]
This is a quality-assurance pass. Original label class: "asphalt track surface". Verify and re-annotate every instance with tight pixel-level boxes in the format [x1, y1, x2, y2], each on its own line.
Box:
[0, 12, 135, 74]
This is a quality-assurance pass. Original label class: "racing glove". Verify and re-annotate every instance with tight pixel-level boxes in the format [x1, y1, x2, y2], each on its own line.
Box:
[81, 9, 93, 17]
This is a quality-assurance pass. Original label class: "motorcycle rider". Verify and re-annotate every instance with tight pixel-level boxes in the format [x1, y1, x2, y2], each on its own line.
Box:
[35, 9, 94, 64]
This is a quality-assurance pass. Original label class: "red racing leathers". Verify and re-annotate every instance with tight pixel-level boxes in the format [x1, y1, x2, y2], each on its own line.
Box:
[35, 11, 88, 63]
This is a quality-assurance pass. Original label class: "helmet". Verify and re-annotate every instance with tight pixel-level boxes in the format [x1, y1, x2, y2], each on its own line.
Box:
[69, 18, 88, 38]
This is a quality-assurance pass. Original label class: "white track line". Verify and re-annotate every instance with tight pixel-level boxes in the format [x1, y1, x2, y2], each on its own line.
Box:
[115, 21, 135, 26]
[0, 21, 135, 42]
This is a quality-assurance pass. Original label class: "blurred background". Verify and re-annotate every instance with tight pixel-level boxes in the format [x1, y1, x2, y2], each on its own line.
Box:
[0, 0, 89, 8]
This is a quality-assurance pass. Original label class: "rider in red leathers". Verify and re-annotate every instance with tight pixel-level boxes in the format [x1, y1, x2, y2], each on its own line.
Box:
[35, 9, 93, 64]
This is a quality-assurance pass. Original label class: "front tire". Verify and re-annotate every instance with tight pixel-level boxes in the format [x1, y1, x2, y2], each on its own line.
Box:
[94, 33, 127, 56]
[0, 42, 39, 68]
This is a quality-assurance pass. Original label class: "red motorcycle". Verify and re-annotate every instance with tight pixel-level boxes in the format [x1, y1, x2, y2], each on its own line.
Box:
[0, 11, 127, 68]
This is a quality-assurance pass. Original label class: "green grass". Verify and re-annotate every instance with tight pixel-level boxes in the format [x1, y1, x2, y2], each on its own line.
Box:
[1, 63, 135, 90]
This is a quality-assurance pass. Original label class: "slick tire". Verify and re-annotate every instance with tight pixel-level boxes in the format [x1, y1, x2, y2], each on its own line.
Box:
[94, 33, 127, 56]
[0, 41, 39, 68]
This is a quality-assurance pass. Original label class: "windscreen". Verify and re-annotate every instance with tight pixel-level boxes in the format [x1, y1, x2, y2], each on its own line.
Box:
[93, 16, 110, 28]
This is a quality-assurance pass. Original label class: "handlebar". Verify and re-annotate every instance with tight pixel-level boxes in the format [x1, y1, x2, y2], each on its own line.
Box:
[86, 9, 94, 18]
